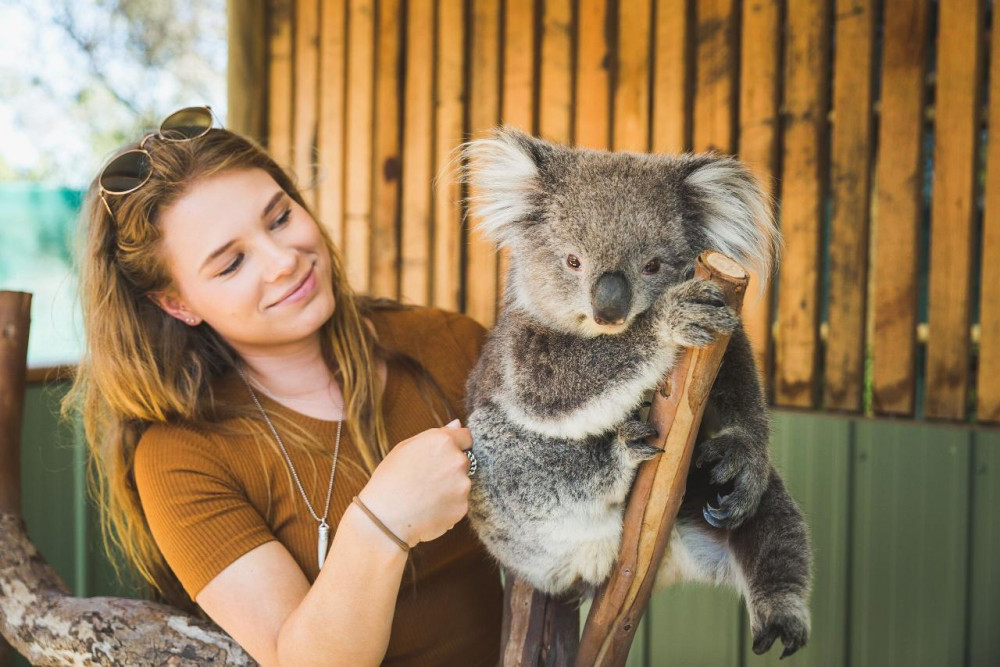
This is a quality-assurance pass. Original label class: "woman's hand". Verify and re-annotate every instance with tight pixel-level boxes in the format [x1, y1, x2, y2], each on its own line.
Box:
[358, 418, 473, 548]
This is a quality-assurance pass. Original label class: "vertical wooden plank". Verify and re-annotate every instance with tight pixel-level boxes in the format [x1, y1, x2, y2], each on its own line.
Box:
[775, 0, 830, 408]
[539, 0, 573, 145]
[651, 0, 689, 154]
[499, 0, 536, 303]
[293, 0, 320, 209]
[870, 0, 929, 416]
[466, 0, 502, 326]
[344, 0, 376, 293]
[925, 0, 984, 420]
[576, 0, 612, 149]
[227, 0, 267, 143]
[851, 420, 970, 666]
[268, 0, 294, 168]
[648, 586, 742, 666]
[613, 0, 652, 152]
[744, 411, 851, 667]
[823, 0, 876, 412]
[977, 9, 1000, 423]
[970, 429, 1000, 664]
[691, 0, 736, 154]
[400, 0, 434, 304]
[738, 0, 780, 392]
[432, 0, 465, 311]
[371, 0, 403, 300]
[317, 0, 346, 247]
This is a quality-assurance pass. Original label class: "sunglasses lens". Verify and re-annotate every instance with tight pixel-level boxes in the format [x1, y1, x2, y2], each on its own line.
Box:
[100, 150, 152, 194]
[160, 106, 213, 141]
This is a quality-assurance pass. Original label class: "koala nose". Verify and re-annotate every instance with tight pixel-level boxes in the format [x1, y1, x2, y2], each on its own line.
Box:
[592, 271, 631, 325]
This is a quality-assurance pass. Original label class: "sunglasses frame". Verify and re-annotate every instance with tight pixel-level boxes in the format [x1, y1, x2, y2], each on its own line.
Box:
[98, 105, 223, 220]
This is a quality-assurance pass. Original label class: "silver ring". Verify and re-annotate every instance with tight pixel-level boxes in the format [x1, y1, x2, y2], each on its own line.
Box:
[465, 450, 478, 477]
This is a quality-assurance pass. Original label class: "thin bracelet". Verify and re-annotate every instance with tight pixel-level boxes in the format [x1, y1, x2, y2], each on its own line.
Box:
[352, 495, 410, 553]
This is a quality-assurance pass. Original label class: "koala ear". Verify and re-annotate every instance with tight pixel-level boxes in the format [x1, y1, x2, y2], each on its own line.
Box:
[459, 126, 552, 247]
[683, 155, 781, 285]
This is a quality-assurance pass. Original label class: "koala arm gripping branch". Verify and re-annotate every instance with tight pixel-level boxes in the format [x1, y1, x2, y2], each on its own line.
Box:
[491, 307, 680, 441]
[693, 323, 772, 528]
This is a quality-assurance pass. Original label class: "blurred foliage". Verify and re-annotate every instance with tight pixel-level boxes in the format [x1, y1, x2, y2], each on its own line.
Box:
[1, 0, 226, 186]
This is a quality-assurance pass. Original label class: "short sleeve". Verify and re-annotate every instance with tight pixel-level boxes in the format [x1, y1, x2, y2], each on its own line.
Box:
[443, 311, 490, 367]
[133, 424, 276, 599]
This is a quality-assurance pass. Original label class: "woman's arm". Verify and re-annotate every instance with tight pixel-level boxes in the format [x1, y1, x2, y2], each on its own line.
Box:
[192, 422, 474, 666]
[196, 501, 408, 667]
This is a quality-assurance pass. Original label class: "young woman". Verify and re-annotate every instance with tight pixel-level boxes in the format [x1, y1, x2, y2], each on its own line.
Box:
[63, 107, 503, 666]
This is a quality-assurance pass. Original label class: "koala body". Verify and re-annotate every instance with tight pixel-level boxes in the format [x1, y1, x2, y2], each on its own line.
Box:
[462, 128, 812, 658]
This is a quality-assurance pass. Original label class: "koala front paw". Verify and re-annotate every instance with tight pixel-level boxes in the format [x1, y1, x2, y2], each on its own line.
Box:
[661, 279, 738, 348]
[617, 419, 661, 461]
[695, 431, 768, 529]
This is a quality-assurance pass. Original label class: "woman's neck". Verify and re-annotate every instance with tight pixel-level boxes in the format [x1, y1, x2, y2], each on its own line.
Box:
[237, 334, 334, 400]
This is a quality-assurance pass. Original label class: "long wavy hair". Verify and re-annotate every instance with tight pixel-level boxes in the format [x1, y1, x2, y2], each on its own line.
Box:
[62, 128, 453, 614]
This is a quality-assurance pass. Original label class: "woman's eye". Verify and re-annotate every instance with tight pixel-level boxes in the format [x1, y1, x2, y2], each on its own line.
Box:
[272, 207, 291, 229]
[219, 253, 243, 276]
[642, 258, 661, 275]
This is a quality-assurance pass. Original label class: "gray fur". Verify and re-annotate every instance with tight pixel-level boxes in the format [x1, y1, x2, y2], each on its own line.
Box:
[462, 127, 812, 658]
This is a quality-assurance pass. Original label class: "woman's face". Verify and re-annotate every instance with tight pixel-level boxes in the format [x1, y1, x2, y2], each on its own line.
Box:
[151, 168, 336, 354]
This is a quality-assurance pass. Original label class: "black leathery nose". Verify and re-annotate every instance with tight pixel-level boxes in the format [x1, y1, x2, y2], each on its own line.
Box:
[592, 271, 631, 324]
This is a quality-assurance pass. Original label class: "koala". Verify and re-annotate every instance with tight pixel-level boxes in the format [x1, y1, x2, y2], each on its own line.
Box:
[461, 128, 812, 658]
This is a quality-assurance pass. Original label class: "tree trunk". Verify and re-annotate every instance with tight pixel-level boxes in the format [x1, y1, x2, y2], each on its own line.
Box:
[0, 291, 256, 666]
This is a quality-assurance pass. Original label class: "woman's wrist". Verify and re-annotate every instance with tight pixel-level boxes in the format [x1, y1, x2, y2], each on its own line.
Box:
[339, 501, 413, 560]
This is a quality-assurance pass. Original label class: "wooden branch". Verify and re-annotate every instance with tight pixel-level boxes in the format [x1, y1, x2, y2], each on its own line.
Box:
[0, 291, 255, 665]
[0, 514, 255, 666]
[500, 575, 579, 667]
[576, 251, 749, 666]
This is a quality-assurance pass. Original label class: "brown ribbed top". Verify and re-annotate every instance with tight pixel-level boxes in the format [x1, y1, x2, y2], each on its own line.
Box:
[134, 305, 503, 666]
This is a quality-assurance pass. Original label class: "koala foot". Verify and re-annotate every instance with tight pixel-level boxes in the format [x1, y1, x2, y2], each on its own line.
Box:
[617, 420, 661, 461]
[750, 594, 810, 659]
[695, 431, 768, 529]
[661, 278, 739, 348]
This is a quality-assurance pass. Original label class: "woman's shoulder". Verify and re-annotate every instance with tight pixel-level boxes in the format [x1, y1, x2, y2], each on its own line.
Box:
[366, 301, 489, 364]
[134, 420, 233, 485]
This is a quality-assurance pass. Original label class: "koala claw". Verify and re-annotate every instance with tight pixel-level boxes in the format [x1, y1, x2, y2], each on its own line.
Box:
[662, 279, 739, 348]
[618, 420, 662, 461]
[695, 434, 768, 529]
[751, 599, 809, 659]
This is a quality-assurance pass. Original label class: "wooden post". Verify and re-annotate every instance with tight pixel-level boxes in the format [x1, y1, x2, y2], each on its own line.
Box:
[0, 292, 29, 667]
[500, 576, 579, 667]
[227, 0, 268, 143]
[0, 291, 256, 664]
[576, 252, 748, 666]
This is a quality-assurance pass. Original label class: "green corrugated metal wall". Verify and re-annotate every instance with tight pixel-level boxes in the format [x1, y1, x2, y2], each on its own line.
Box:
[14, 384, 1000, 666]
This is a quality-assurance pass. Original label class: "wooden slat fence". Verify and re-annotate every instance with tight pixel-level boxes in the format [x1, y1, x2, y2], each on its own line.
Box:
[234, 0, 999, 424]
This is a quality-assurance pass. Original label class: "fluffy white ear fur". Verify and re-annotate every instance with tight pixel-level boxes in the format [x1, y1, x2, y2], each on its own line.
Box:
[685, 158, 781, 288]
[459, 130, 540, 247]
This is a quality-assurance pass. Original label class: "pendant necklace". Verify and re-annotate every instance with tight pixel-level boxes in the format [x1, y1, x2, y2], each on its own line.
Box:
[238, 367, 343, 570]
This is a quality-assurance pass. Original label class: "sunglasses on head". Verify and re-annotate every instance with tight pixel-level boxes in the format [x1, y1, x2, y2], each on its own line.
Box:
[98, 105, 222, 220]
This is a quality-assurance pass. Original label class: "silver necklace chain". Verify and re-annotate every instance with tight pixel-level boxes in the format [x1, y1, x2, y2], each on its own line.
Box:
[237, 367, 342, 561]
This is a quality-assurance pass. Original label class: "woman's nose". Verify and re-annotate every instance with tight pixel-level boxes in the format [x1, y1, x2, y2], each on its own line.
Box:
[263, 241, 298, 282]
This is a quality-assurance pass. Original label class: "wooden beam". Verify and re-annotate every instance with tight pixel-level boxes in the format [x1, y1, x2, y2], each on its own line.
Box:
[227, 0, 267, 142]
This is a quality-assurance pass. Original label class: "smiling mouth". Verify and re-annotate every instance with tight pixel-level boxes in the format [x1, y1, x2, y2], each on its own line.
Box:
[269, 264, 314, 308]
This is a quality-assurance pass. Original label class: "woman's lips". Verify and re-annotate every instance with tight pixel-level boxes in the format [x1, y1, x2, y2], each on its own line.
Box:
[270, 266, 317, 308]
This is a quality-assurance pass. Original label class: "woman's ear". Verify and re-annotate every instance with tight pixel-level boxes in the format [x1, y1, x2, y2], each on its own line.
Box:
[147, 290, 201, 326]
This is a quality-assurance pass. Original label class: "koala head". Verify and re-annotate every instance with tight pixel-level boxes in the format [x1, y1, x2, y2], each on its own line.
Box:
[461, 127, 780, 337]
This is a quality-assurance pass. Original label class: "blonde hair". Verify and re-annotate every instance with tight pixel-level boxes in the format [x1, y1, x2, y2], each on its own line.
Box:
[62, 128, 452, 612]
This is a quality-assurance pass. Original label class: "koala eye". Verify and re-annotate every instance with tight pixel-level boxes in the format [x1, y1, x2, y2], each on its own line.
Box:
[566, 255, 581, 269]
[642, 258, 661, 275]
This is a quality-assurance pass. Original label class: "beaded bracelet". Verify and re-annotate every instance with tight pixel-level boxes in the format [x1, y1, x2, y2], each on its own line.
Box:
[352, 495, 410, 553]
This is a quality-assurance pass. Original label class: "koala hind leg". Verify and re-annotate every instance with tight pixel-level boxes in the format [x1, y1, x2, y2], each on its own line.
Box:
[729, 468, 812, 659]
[653, 468, 811, 659]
